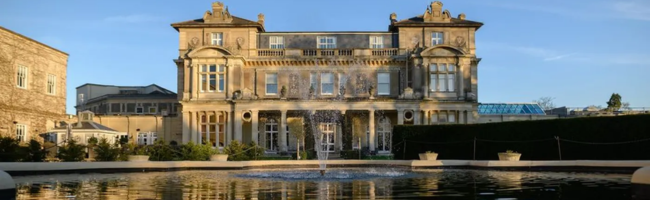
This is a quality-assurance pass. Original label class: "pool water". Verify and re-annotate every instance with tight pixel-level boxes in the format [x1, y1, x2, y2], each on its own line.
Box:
[12, 169, 633, 199]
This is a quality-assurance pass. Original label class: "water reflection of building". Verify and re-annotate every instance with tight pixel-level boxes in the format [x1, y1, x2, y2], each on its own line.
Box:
[172, 1, 483, 157]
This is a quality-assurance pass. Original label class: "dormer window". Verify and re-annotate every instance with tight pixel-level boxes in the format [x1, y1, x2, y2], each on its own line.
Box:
[211, 33, 223, 46]
[432, 32, 444, 45]
[369, 36, 384, 49]
[269, 36, 284, 49]
[317, 36, 336, 49]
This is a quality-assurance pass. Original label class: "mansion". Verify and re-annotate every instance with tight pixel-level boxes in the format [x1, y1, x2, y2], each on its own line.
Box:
[171, 1, 483, 155]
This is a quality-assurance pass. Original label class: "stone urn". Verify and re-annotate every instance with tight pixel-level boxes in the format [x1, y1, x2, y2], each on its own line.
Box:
[210, 154, 229, 161]
[280, 86, 287, 99]
[128, 155, 150, 162]
[498, 151, 521, 161]
[368, 85, 375, 98]
[418, 152, 439, 161]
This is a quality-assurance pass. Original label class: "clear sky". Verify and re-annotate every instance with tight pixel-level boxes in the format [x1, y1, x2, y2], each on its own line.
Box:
[1, 0, 649, 114]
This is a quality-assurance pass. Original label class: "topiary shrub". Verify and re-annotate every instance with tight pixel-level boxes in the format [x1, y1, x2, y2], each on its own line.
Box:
[224, 140, 248, 161]
[0, 136, 23, 162]
[94, 138, 120, 161]
[58, 138, 86, 162]
[23, 140, 47, 162]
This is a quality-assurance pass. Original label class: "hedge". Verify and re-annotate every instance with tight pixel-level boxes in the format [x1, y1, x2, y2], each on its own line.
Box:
[392, 114, 650, 160]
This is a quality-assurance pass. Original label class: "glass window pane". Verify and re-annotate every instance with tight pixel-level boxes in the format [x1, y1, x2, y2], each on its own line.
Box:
[438, 111, 447, 122]
[266, 74, 277, 84]
[209, 74, 216, 90]
[430, 112, 438, 123]
[430, 74, 437, 91]
[447, 74, 455, 92]
[439, 63, 446, 72]
[202, 65, 207, 72]
[209, 65, 217, 72]
[378, 84, 389, 95]
[448, 64, 456, 72]
[267, 84, 277, 94]
[377, 73, 389, 84]
[439, 75, 446, 92]
[218, 65, 225, 72]
[430, 64, 437, 72]
[449, 111, 456, 123]
[218, 74, 225, 91]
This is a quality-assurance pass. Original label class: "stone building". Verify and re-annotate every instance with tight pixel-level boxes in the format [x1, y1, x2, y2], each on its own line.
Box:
[0, 26, 68, 143]
[171, 1, 482, 155]
[73, 83, 183, 144]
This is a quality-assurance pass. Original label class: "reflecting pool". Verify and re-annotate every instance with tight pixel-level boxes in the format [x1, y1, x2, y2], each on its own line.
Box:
[13, 169, 633, 199]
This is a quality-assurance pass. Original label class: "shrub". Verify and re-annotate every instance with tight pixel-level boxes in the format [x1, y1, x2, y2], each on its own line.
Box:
[94, 138, 120, 161]
[87, 136, 98, 147]
[0, 136, 23, 162]
[23, 140, 47, 162]
[58, 139, 86, 162]
[245, 141, 264, 160]
[224, 140, 248, 161]
[149, 139, 178, 161]
[179, 142, 212, 161]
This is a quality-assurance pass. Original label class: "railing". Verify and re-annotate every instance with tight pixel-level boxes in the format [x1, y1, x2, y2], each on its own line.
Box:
[257, 49, 285, 57]
[255, 48, 402, 57]
[371, 49, 398, 56]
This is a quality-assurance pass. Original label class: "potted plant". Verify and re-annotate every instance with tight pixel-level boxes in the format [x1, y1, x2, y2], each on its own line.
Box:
[280, 86, 287, 99]
[309, 85, 315, 98]
[127, 144, 150, 162]
[209, 147, 228, 161]
[418, 151, 438, 161]
[339, 86, 346, 97]
[498, 150, 521, 161]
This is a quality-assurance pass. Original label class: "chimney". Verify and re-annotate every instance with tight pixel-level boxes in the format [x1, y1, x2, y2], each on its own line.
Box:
[258, 13, 265, 25]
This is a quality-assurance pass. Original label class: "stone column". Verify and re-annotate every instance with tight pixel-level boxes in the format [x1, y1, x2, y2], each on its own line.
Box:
[191, 112, 199, 144]
[368, 109, 375, 151]
[226, 111, 231, 146]
[183, 62, 190, 100]
[337, 110, 346, 151]
[251, 110, 259, 144]
[459, 110, 465, 124]
[234, 110, 242, 142]
[458, 63, 465, 98]
[397, 109, 404, 125]
[423, 110, 430, 125]
[280, 110, 288, 152]
[226, 63, 232, 99]
[182, 111, 190, 144]
[192, 65, 198, 99]
[413, 110, 421, 125]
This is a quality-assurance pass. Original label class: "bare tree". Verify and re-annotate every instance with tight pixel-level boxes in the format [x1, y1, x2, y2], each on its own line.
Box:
[621, 102, 631, 111]
[533, 97, 556, 111]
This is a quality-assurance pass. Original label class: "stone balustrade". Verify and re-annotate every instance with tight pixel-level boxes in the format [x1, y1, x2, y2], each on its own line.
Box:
[255, 48, 404, 58]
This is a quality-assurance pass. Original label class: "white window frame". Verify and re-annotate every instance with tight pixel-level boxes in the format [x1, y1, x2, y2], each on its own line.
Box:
[265, 73, 278, 95]
[269, 36, 285, 49]
[265, 119, 279, 152]
[200, 113, 225, 148]
[200, 64, 226, 93]
[136, 106, 144, 114]
[377, 72, 390, 95]
[376, 117, 392, 153]
[16, 124, 27, 142]
[432, 32, 444, 46]
[17, 65, 28, 89]
[369, 36, 384, 49]
[320, 123, 335, 152]
[211, 33, 223, 46]
[317, 36, 336, 49]
[137, 132, 157, 145]
[148, 104, 157, 114]
[320, 73, 334, 95]
[47, 74, 56, 95]
[429, 63, 456, 92]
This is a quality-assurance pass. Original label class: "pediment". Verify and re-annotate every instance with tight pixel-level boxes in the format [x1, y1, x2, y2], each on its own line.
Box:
[420, 46, 465, 57]
[187, 46, 232, 58]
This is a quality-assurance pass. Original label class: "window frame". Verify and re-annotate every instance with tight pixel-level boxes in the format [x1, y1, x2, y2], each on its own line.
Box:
[17, 65, 28, 89]
[211, 32, 223, 46]
[269, 36, 285, 49]
[265, 73, 278, 95]
[317, 36, 337, 49]
[136, 106, 144, 114]
[46, 74, 56, 95]
[320, 72, 334, 95]
[15, 124, 27, 142]
[369, 36, 384, 49]
[310, 72, 318, 91]
[429, 63, 456, 92]
[377, 72, 390, 95]
[199, 64, 226, 93]
[432, 32, 444, 46]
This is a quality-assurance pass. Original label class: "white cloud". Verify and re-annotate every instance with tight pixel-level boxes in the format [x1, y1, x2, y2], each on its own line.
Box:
[104, 14, 159, 23]
[543, 53, 576, 61]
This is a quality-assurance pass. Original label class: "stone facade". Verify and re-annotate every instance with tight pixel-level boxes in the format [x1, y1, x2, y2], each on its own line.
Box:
[0, 26, 68, 142]
[73, 84, 183, 144]
[171, 1, 483, 154]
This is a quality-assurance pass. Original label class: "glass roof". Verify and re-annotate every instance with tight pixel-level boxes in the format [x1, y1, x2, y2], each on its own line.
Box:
[478, 103, 546, 115]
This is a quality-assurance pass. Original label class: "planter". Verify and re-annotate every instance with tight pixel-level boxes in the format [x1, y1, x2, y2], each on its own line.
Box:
[128, 155, 150, 162]
[210, 154, 229, 161]
[498, 153, 522, 161]
[418, 153, 439, 161]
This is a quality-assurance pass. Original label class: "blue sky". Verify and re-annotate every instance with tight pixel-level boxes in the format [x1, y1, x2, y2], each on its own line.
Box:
[1, 0, 649, 114]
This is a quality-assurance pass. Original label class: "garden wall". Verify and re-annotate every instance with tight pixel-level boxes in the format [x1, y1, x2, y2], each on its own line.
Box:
[392, 115, 650, 160]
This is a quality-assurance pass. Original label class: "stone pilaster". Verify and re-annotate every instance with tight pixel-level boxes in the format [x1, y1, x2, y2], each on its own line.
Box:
[369, 109, 375, 151]
[234, 110, 242, 142]
[280, 110, 288, 152]
[251, 110, 259, 144]
[182, 111, 190, 144]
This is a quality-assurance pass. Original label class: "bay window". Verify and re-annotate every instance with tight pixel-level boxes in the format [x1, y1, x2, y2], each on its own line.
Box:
[429, 63, 456, 92]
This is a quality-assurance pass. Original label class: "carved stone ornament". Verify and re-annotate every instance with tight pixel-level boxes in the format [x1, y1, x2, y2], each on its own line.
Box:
[454, 36, 466, 49]
[190, 37, 199, 48]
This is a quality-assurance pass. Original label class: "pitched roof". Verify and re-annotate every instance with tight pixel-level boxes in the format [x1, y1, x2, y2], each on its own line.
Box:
[52, 122, 117, 132]
[389, 15, 483, 31]
[171, 16, 265, 32]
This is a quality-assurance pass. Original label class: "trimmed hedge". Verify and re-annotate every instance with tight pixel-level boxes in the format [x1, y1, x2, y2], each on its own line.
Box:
[393, 114, 650, 160]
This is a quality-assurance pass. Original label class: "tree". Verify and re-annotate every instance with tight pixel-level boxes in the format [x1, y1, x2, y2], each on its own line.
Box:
[621, 102, 631, 111]
[58, 138, 86, 162]
[94, 138, 120, 161]
[533, 97, 556, 110]
[23, 139, 47, 162]
[606, 93, 622, 111]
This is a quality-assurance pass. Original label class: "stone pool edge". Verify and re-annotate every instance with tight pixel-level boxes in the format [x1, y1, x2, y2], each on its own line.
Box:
[1, 160, 649, 179]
